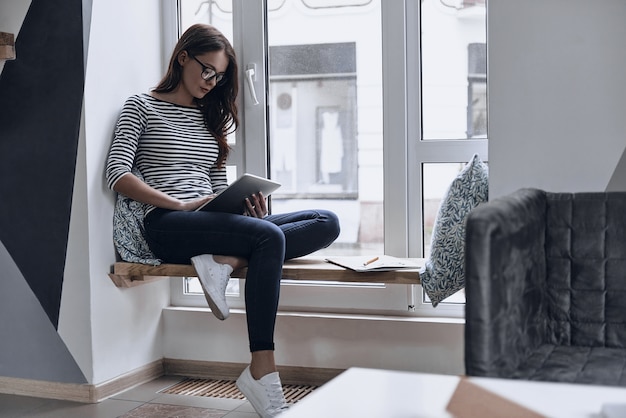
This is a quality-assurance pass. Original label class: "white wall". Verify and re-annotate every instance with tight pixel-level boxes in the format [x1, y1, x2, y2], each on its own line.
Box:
[0, 1, 30, 33]
[60, 0, 170, 384]
[0, 1, 30, 37]
[488, 0, 626, 198]
[86, 0, 171, 385]
[164, 309, 465, 375]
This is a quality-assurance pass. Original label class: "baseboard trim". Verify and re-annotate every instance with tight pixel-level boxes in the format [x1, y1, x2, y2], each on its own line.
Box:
[0, 376, 92, 403]
[163, 358, 345, 387]
[0, 359, 164, 403]
[0, 359, 342, 403]
[92, 359, 164, 402]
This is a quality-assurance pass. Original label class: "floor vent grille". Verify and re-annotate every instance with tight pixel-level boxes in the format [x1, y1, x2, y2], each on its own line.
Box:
[161, 378, 318, 403]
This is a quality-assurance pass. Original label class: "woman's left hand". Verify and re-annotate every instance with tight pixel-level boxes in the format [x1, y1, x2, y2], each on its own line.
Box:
[245, 192, 268, 218]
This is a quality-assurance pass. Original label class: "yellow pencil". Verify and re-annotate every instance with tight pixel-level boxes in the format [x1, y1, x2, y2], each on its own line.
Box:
[363, 256, 379, 266]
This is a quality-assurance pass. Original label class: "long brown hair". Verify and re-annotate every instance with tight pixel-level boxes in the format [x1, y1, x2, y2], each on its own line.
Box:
[154, 24, 239, 168]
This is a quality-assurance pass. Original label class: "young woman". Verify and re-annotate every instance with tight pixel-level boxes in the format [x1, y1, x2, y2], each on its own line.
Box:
[106, 23, 340, 417]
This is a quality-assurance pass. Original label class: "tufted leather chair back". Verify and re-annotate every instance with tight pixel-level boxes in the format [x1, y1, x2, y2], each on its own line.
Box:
[545, 192, 626, 348]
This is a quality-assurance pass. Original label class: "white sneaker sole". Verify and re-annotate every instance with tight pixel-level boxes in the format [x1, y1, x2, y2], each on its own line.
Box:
[236, 368, 288, 418]
[236, 374, 270, 418]
[191, 256, 230, 320]
[200, 280, 229, 320]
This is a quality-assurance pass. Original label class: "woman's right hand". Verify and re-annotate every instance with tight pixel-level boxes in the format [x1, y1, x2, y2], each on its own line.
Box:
[114, 173, 216, 211]
[181, 195, 216, 211]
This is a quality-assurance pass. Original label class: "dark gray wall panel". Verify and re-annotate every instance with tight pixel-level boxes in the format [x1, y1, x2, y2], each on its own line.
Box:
[0, 241, 86, 383]
[0, 0, 84, 328]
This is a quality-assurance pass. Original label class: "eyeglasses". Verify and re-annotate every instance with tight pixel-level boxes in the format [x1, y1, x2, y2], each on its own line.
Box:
[189, 54, 226, 86]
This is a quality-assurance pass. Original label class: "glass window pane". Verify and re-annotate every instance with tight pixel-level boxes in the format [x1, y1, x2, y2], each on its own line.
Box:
[180, 0, 233, 39]
[268, 0, 383, 256]
[420, 0, 487, 140]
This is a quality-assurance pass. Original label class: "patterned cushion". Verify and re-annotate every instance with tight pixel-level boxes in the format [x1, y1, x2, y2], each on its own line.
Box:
[112, 168, 161, 265]
[420, 154, 489, 307]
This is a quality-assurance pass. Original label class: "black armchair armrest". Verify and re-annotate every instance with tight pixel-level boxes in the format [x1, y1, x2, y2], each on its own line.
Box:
[464, 188, 550, 377]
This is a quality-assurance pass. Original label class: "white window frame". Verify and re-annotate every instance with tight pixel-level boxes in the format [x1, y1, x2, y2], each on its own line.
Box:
[168, 0, 486, 318]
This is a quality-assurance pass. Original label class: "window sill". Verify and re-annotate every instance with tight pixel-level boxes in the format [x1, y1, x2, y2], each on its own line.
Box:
[163, 306, 465, 325]
[109, 256, 423, 288]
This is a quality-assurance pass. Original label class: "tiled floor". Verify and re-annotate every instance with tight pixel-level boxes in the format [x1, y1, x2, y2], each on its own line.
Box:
[0, 376, 263, 418]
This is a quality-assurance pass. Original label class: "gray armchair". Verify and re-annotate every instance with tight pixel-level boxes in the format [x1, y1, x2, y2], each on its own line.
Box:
[464, 188, 626, 386]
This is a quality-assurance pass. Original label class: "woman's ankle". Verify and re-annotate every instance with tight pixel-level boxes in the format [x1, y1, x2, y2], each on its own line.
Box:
[250, 350, 277, 380]
[212, 255, 247, 271]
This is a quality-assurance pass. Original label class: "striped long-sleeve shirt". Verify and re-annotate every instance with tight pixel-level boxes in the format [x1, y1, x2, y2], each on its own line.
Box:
[106, 93, 228, 214]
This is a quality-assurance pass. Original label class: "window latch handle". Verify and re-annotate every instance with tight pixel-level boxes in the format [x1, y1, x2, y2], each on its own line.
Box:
[245, 64, 260, 106]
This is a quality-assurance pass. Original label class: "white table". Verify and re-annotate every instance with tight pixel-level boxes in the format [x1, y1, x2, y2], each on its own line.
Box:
[281, 367, 626, 418]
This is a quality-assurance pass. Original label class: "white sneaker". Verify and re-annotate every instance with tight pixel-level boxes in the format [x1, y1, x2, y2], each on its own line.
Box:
[190, 254, 233, 320]
[236, 366, 289, 418]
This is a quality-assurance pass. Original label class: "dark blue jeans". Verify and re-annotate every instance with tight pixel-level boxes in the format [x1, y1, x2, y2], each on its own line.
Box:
[143, 208, 340, 352]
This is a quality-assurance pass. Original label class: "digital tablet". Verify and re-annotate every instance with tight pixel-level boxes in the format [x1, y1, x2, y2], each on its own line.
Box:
[195, 173, 281, 214]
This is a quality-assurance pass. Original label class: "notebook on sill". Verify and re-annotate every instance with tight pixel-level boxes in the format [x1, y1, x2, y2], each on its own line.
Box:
[195, 173, 281, 214]
[325, 255, 422, 272]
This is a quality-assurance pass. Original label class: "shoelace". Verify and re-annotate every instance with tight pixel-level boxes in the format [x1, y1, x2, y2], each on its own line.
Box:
[265, 381, 289, 411]
[218, 265, 230, 292]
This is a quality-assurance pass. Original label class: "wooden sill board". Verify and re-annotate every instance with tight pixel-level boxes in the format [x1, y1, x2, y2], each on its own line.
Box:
[0, 32, 15, 60]
[109, 256, 423, 288]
